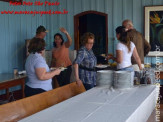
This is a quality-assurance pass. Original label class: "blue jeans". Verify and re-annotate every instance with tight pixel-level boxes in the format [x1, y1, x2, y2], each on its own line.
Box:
[118, 66, 134, 72]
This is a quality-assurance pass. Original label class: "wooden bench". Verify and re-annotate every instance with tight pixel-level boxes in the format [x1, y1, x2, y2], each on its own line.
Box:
[0, 82, 86, 122]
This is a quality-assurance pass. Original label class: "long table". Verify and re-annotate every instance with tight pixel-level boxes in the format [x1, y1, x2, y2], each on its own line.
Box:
[0, 73, 26, 100]
[19, 85, 158, 122]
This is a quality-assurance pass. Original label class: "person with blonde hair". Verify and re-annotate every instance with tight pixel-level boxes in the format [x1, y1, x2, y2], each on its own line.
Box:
[122, 19, 151, 71]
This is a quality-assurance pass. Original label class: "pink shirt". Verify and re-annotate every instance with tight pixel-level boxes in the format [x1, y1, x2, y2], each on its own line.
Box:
[51, 43, 72, 67]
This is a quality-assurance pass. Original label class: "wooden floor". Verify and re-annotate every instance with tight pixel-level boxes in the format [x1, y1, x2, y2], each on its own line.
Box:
[147, 100, 163, 122]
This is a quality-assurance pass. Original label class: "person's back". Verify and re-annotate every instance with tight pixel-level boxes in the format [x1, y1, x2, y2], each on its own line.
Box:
[25, 53, 52, 91]
[25, 38, 61, 97]
[108, 26, 142, 85]
[127, 29, 145, 64]
[116, 41, 135, 69]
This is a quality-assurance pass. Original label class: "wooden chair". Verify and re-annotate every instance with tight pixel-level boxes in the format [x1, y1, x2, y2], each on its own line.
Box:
[0, 82, 86, 122]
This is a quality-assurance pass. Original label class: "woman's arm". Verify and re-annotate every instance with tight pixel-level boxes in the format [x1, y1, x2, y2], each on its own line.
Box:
[109, 50, 122, 63]
[50, 49, 56, 68]
[60, 27, 72, 48]
[74, 63, 80, 81]
[50, 49, 54, 67]
[73, 48, 85, 86]
[73, 63, 82, 86]
[116, 50, 123, 63]
[133, 47, 142, 70]
[35, 68, 61, 80]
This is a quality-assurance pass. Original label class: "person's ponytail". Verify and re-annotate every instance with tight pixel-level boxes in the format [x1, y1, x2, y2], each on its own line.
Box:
[126, 34, 131, 52]
[119, 29, 131, 52]
[116, 26, 131, 52]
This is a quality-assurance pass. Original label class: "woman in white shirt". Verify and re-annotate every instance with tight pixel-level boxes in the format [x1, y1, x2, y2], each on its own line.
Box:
[108, 26, 142, 82]
[109, 26, 142, 70]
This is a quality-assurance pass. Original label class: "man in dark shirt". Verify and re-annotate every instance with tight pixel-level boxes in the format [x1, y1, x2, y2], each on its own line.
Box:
[122, 19, 151, 71]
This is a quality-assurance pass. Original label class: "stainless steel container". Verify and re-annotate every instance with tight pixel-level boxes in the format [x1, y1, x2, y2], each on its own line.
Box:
[96, 70, 114, 87]
[114, 71, 134, 89]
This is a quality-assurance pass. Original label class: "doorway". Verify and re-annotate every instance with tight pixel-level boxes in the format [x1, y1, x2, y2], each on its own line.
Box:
[74, 11, 108, 56]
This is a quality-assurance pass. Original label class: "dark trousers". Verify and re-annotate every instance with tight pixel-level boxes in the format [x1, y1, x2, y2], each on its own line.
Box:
[83, 83, 95, 90]
[56, 65, 72, 87]
[25, 85, 46, 97]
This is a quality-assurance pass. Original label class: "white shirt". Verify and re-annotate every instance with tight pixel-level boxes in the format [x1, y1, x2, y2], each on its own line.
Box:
[25, 53, 52, 91]
[116, 42, 135, 69]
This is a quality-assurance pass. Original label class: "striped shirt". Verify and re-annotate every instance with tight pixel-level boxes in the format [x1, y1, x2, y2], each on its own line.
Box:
[74, 46, 97, 85]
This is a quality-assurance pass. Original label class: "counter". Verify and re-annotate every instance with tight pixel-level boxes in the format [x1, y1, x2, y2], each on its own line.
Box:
[0, 73, 26, 100]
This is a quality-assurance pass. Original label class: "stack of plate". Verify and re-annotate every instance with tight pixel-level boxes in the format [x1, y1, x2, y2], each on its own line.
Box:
[113, 71, 134, 89]
[96, 70, 113, 87]
[50, 67, 67, 71]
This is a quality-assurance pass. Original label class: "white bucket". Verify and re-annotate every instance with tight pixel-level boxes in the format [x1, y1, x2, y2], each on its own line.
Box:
[96, 70, 113, 87]
[114, 71, 134, 89]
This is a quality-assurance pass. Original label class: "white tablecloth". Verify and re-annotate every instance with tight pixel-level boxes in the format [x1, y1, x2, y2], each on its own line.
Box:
[19, 85, 158, 122]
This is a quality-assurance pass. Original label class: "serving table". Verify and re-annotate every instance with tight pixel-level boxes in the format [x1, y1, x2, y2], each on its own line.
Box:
[19, 85, 158, 122]
[0, 73, 26, 100]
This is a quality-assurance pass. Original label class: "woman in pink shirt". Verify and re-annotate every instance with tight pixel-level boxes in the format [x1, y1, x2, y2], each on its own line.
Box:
[51, 28, 72, 87]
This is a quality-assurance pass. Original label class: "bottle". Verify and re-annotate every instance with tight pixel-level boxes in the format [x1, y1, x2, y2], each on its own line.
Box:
[13, 68, 18, 75]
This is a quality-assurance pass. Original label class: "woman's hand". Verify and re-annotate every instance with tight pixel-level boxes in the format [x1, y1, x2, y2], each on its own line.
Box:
[106, 54, 114, 60]
[60, 27, 72, 48]
[139, 65, 143, 71]
[60, 27, 68, 34]
[35, 68, 61, 80]
[74, 64, 82, 87]
[76, 79, 82, 87]
[53, 68, 61, 75]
